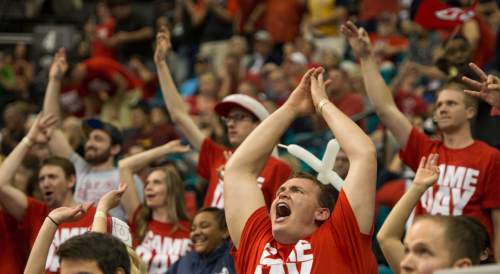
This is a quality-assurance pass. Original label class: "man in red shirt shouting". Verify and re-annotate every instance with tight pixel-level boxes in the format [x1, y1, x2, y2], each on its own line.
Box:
[224, 67, 378, 274]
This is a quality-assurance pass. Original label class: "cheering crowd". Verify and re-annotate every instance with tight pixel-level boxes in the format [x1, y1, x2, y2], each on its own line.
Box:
[0, 0, 499, 274]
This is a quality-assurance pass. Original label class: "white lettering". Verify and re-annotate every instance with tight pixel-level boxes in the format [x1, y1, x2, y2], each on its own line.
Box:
[46, 227, 89, 272]
[136, 232, 191, 274]
[255, 240, 314, 274]
[421, 165, 479, 216]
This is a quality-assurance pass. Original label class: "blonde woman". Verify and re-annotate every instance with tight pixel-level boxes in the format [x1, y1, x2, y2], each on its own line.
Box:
[118, 140, 191, 274]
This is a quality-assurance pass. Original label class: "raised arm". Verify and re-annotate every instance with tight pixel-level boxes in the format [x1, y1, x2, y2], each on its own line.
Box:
[310, 72, 376, 234]
[24, 204, 90, 274]
[341, 21, 412, 147]
[154, 28, 205, 150]
[43, 49, 73, 158]
[118, 140, 189, 221]
[224, 68, 319, 248]
[0, 114, 57, 220]
[376, 154, 439, 274]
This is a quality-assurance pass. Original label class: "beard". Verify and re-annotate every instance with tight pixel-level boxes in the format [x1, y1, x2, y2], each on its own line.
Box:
[84, 146, 112, 165]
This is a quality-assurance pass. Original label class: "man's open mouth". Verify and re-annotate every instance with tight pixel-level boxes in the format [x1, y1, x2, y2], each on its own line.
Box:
[276, 202, 291, 222]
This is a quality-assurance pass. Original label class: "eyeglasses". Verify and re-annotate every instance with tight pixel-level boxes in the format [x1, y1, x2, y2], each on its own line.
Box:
[221, 113, 254, 125]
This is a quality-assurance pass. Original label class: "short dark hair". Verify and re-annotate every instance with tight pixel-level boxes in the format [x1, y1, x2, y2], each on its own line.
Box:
[196, 207, 227, 230]
[57, 232, 131, 274]
[415, 215, 489, 265]
[292, 172, 338, 214]
[41, 157, 76, 179]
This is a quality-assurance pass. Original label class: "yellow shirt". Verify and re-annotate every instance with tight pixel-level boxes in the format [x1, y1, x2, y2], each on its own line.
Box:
[308, 0, 339, 36]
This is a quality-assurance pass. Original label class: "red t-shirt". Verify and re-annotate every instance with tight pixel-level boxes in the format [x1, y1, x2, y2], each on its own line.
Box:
[376, 179, 407, 209]
[81, 56, 142, 97]
[131, 208, 192, 274]
[233, 191, 377, 274]
[21, 198, 97, 274]
[0, 210, 29, 274]
[198, 138, 292, 209]
[92, 20, 116, 59]
[400, 128, 500, 240]
[394, 90, 428, 117]
[264, 0, 304, 43]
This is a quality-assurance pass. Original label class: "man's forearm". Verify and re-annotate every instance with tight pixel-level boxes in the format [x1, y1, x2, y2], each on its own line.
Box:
[360, 56, 399, 115]
[121, 27, 153, 43]
[118, 145, 173, 171]
[23, 218, 57, 274]
[43, 77, 62, 119]
[155, 60, 189, 118]
[225, 105, 297, 178]
[321, 100, 375, 161]
[0, 138, 31, 188]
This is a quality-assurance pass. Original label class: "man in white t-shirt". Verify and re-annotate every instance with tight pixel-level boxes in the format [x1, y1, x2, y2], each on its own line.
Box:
[41, 49, 142, 221]
[49, 118, 143, 220]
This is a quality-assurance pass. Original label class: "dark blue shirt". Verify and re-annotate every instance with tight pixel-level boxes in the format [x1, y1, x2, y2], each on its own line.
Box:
[166, 241, 235, 274]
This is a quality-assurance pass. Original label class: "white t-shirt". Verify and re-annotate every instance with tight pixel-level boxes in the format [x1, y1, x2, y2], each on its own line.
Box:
[69, 153, 144, 221]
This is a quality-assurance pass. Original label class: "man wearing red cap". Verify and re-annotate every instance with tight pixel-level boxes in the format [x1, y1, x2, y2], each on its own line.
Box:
[154, 28, 291, 209]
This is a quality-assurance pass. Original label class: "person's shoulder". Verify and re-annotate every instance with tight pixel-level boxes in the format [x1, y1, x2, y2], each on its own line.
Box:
[470, 140, 500, 161]
[472, 139, 499, 153]
[202, 138, 227, 152]
[27, 197, 47, 209]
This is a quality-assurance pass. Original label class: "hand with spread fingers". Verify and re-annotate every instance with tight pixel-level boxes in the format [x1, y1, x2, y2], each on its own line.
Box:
[341, 21, 372, 59]
[154, 26, 172, 63]
[412, 154, 440, 189]
[462, 63, 500, 109]
[26, 113, 58, 145]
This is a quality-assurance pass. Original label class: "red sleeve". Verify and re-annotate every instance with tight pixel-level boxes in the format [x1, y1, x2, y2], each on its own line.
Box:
[233, 207, 272, 273]
[376, 179, 406, 208]
[21, 198, 49, 246]
[326, 191, 376, 272]
[197, 138, 225, 180]
[491, 107, 500, 116]
[226, 0, 239, 15]
[260, 159, 292, 208]
[481, 150, 500, 209]
[399, 127, 434, 171]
